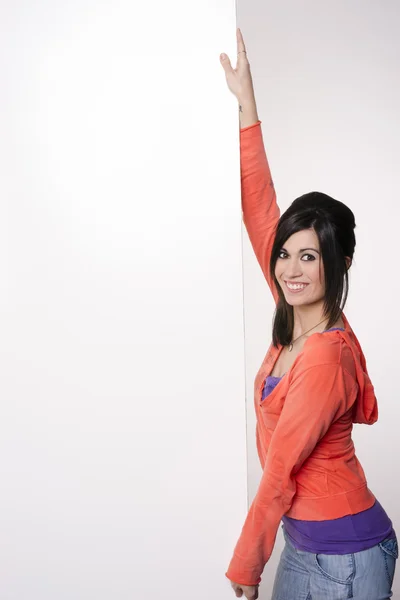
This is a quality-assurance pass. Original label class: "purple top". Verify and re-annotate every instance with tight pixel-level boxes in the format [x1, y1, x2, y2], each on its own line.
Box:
[261, 327, 395, 553]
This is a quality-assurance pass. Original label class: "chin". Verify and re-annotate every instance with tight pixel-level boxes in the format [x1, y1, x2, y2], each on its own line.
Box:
[284, 297, 310, 307]
[282, 292, 324, 307]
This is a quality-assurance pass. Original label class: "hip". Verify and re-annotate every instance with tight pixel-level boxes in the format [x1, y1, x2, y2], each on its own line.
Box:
[272, 527, 398, 600]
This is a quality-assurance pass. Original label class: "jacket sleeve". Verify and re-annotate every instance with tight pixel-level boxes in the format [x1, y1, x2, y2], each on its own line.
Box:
[225, 361, 358, 586]
[240, 121, 281, 303]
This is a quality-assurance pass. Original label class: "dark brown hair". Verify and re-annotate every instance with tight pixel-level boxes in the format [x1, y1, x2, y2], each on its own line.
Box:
[270, 191, 356, 347]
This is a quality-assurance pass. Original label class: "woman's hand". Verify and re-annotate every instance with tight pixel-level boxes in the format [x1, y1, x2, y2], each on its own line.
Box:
[220, 28, 256, 104]
[220, 28, 259, 127]
[230, 581, 259, 600]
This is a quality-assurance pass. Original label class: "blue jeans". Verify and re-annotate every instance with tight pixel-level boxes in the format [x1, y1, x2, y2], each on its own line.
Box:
[271, 528, 398, 599]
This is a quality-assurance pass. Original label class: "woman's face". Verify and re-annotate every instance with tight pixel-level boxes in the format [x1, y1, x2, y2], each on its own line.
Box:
[274, 228, 325, 307]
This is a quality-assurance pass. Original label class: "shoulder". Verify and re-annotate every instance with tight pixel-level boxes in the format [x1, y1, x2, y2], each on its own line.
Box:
[297, 330, 357, 379]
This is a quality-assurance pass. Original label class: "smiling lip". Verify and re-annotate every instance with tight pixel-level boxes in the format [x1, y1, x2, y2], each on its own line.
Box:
[284, 281, 309, 293]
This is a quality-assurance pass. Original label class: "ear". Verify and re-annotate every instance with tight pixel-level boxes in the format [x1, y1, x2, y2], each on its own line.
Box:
[345, 256, 352, 270]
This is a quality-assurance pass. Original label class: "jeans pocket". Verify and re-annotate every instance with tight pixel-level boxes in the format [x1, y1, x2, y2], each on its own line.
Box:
[379, 536, 398, 587]
[314, 552, 355, 585]
[379, 536, 399, 560]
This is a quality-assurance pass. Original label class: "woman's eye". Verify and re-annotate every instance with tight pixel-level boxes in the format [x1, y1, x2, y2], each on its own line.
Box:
[278, 251, 316, 260]
[301, 254, 316, 261]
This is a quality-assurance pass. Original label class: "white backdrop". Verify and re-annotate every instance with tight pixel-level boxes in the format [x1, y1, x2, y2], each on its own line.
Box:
[0, 2, 248, 598]
[239, 0, 400, 597]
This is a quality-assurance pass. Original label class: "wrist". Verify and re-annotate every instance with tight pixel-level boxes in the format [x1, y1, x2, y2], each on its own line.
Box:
[238, 101, 259, 129]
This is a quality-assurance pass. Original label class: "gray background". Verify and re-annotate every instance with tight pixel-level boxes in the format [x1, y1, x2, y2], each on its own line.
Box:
[239, 1, 400, 597]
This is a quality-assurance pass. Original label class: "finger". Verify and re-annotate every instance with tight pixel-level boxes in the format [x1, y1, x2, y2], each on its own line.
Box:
[244, 586, 258, 600]
[231, 585, 243, 598]
[236, 27, 247, 55]
[219, 53, 234, 76]
[230, 583, 241, 597]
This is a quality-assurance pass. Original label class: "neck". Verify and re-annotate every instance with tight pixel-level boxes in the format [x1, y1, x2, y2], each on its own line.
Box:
[292, 300, 328, 338]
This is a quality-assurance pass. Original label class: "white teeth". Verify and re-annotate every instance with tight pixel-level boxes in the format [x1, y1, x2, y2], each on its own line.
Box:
[287, 283, 306, 290]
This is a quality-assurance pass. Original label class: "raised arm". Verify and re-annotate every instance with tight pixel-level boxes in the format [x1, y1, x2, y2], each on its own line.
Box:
[240, 118, 280, 302]
[221, 29, 281, 303]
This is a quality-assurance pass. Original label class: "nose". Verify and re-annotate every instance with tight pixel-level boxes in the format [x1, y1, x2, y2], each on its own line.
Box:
[283, 257, 303, 280]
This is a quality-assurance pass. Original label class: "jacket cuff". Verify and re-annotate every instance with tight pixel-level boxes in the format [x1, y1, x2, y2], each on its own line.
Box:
[225, 559, 262, 587]
[240, 120, 262, 133]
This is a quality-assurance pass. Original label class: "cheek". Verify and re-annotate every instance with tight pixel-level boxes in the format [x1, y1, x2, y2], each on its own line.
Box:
[274, 263, 284, 283]
[313, 266, 325, 294]
[308, 262, 324, 284]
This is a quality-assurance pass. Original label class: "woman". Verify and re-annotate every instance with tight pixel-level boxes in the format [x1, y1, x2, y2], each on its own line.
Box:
[220, 29, 398, 600]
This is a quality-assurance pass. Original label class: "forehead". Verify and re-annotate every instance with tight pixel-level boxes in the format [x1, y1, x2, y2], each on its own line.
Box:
[283, 228, 320, 251]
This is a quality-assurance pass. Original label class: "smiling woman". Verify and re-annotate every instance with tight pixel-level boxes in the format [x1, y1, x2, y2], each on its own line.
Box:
[269, 191, 354, 350]
[277, 229, 325, 298]
[220, 28, 397, 600]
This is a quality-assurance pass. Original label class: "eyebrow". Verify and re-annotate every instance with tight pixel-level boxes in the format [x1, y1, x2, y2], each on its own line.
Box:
[281, 247, 320, 254]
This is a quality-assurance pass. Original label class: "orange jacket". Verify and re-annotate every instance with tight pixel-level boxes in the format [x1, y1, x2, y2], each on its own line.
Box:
[226, 121, 378, 586]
